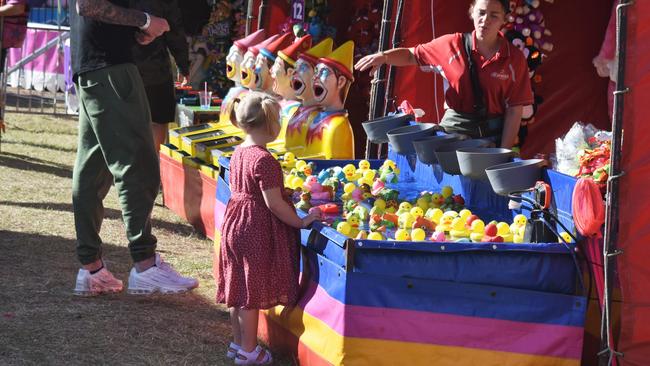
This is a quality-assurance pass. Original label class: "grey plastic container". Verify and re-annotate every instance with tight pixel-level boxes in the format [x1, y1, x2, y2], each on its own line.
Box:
[386, 123, 436, 155]
[362, 113, 413, 143]
[433, 139, 492, 175]
[412, 134, 461, 165]
[456, 147, 514, 181]
[486, 159, 545, 196]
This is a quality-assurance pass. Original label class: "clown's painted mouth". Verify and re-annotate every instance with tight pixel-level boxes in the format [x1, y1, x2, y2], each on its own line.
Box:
[226, 64, 236, 78]
[314, 85, 325, 98]
[241, 70, 249, 81]
[292, 79, 303, 92]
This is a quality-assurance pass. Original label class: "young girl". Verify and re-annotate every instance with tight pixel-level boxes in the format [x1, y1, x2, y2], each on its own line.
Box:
[217, 91, 320, 365]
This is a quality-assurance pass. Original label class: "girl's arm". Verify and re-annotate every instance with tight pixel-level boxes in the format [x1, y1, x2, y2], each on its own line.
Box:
[262, 187, 318, 228]
[500, 105, 523, 148]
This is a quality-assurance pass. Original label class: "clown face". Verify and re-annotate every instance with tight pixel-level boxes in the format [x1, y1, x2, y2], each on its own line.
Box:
[254, 54, 273, 91]
[271, 57, 295, 99]
[292, 59, 316, 104]
[240, 51, 257, 89]
[313, 63, 347, 108]
[226, 45, 244, 84]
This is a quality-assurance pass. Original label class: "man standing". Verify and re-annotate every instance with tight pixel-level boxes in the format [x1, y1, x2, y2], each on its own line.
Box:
[70, 0, 197, 295]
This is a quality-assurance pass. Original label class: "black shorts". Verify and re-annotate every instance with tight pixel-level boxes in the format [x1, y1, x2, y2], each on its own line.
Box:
[144, 77, 175, 124]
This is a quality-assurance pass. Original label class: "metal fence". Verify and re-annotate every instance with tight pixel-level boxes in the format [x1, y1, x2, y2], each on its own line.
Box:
[3, 3, 74, 116]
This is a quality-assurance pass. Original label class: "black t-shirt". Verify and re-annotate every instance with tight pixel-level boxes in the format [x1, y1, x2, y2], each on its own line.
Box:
[69, 0, 137, 78]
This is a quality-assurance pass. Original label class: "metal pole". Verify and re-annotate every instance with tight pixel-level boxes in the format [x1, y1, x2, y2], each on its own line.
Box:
[257, 0, 268, 31]
[245, 0, 254, 36]
[0, 16, 4, 153]
[382, 0, 404, 117]
[598, 1, 632, 365]
[365, 0, 393, 160]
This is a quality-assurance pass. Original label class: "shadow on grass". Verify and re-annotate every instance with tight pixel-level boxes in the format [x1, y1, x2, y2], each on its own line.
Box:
[0, 229, 236, 365]
[0, 200, 197, 237]
[0, 151, 73, 178]
[2, 139, 78, 153]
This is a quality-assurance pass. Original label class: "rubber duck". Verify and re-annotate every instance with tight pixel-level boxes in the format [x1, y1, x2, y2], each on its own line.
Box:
[346, 213, 361, 237]
[466, 214, 480, 229]
[412, 216, 436, 232]
[367, 231, 384, 241]
[435, 212, 455, 233]
[430, 230, 446, 242]
[513, 226, 526, 243]
[429, 193, 444, 208]
[281, 152, 296, 169]
[458, 209, 472, 223]
[295, 192, 312, 211]
[482, 222, 504, 243]
[510, 214, 528, 235]
[416, 196, 430, 211]
[370, 198, 386, 216]
[396, 202, 413, 216]
[381, 159, 400, 176]
[395, 228, 411, 241]
[357, 160, 371, 174]
[411, 228, 426, 242]
[341, 182, 357, 201]
[382, 212, 399, 228]
[379, 166, 398, 184]
[410, 206, 424, 219]
[336, 221, 351, 237]
[469, 219, 485, 242]
[357, 170, 376, 187]
[449, 217, 470, 240]
[359, 184, 373, 200]
[317, 168, 333, 183]
[342, 164, 361, 182]
[441, 186, 454, 199]
[289, 176, 304, 191]
[299, 163, 313, 177]
[304, 176, 331, 201]
[295, 160, 307, 172]
[497, 222, 513, 242]
[425, 208, 444, 225]
[351, 205, 369, 222]
[398, 212, 415, 229]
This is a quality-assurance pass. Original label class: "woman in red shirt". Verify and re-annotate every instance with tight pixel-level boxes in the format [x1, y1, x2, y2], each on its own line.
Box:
[355, 0, 533, 148]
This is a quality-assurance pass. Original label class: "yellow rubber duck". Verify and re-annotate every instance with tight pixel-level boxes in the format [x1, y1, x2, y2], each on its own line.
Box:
[416, 197, 430, 211]
[289, 176, 304, 190]
[342, 164, 361, 182]
[337, 222, 351, 237]
[398, 212, 415, 229]
[510, 214, 528, 243]
[458, 209, 473, 223]
[281, 152, 296, 169]
[295, 160, 307, 171]
[395, 228, 411, 241]
[370, 198, 386, 216]
[497, 222, 513, 242]
[396, 201, 413, 216]
[436, 212, 455, 233]
[341, 182, 357, 201]
[357, 170, 376, 187]
[513, 225, 526, 243]
[411, 228, 426, 242]
[441, 186, 454, 199]
[409, 206, 424, 219]
[429, 193, 443, 208]
[368, 231, 385, 241]
[469, 219, 485, 242]
[357, 160, 371, 174]
[449, 217, 470, 240]
[381, 160, 400, 175]
[425, 208, 444, 225]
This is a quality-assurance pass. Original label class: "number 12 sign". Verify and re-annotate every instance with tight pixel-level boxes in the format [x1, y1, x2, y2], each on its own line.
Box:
[292, 0, 305, 22]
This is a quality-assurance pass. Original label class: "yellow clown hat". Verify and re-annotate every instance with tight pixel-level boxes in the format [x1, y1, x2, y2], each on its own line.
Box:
[298, 37, 334, 66]
[318, 40, 354, 81]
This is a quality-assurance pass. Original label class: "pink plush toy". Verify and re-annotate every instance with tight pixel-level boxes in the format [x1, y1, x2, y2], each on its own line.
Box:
[303, 176, 332, 200]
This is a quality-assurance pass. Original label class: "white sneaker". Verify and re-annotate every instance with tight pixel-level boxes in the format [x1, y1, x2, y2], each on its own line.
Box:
[127, 254, 199, 295]
[74, 267, 124, 296]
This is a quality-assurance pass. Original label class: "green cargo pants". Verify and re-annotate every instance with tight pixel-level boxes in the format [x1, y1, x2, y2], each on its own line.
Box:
[72, 63, 159, 265]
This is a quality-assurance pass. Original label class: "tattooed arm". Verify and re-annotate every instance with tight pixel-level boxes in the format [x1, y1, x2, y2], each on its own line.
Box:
[77, 0, 169, 40]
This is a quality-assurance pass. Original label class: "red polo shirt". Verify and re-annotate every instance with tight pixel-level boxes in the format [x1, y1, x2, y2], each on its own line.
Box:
[413, 31, 533, 118]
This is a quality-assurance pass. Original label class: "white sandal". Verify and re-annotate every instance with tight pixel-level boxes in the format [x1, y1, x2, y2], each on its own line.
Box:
[234, 345, 273, 365]
[226, 342, 241, 359]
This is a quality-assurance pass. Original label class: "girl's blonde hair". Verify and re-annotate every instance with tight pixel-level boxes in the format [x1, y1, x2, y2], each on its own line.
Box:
[228, 91, 280, 132]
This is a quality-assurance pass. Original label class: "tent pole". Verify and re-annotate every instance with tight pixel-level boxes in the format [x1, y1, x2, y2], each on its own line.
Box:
[382, 0, 404, 117]
[365, 0, 393, 160]
[599, 1, 632, 365]
[258, 0, 268, 31]
[245, 0, 255, 36]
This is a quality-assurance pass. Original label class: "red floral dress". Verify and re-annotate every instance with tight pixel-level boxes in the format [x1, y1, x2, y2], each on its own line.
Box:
[217, 145, 300, 309]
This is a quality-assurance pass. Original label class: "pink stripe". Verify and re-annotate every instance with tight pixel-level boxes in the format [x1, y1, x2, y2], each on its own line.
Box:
[214, 201, 227, 229]
[297, 281, 583, 359]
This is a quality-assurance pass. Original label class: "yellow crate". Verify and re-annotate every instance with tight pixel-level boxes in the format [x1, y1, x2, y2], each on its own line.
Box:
[182, 156, 203, 169]
[159, 143, 176, 157]
[180, 129, 244, 156]
[194, 135, 244, 162]
[199, 163, 220, 179]
[170, 148, 190, 163]
[168, 123, 214, 148]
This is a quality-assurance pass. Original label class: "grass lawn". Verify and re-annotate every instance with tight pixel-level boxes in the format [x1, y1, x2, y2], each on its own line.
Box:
[0, 112, 293, 365]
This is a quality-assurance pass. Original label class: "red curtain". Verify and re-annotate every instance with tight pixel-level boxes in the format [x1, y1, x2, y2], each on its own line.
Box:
[616, 1, 650, 364]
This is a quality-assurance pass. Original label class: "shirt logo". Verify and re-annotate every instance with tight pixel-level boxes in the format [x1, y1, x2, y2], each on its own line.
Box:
[491, 70, 510, 81]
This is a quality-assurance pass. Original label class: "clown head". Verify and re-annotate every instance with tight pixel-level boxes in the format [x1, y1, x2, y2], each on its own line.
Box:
[313, 41, 355, 111]
[290, 38, 333, 106]
[255, 33, 293, 92]
[227, 29, 266, 86]
[272, 35, 312, 100]
[239, 34, 279, 89]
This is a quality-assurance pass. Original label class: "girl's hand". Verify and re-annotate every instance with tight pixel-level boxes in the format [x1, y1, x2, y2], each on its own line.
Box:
[301, 211, 322, 228]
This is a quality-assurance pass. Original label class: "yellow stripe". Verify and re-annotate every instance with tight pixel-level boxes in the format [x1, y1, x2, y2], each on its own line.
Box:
[263, 307, 579, 366]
